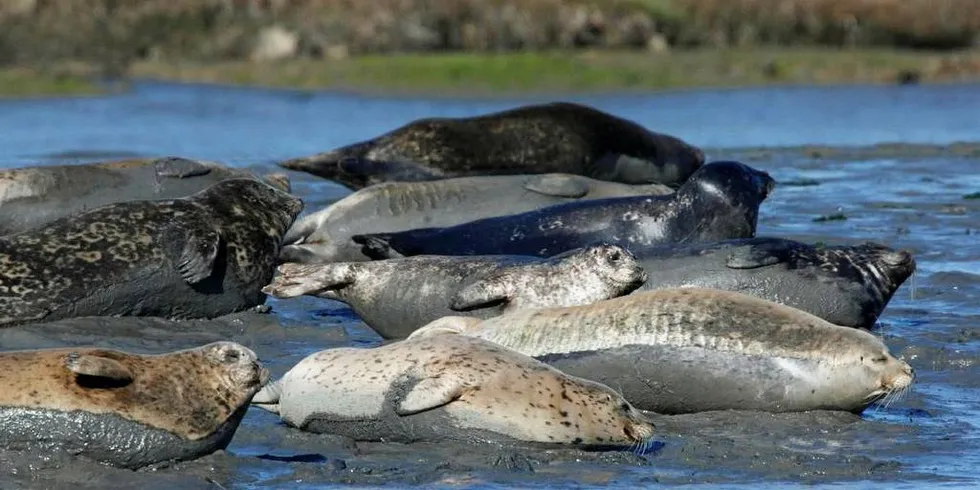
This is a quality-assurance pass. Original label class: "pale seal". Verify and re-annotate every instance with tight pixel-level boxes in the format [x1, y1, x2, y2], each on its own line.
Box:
[412, 288, 915, 414]
[0, 156, 290, 235]
[277, 102, 705, 189]
[0, 178, 303, 327]
[251, 333, 656, 450]
[630, 237, 917, 329]
[0, 341, 267, 469]
[264, 243, 647, 339]
[281, 173, 673, 263]
[353, 161, 776, 259]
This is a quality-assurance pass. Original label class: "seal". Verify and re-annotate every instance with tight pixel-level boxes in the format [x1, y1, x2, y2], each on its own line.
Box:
[0, 178, 304, 328]
[251, 333, 655, 450]
[0, 156, 291, 235]
[630, 237, 917, 329]
[277, 102, 705, 189]
[411, 288, 915, 414]
[265, 243, 647, 339]
[281, 173, 673, 263]
[0, 341, 267, 469]
[352, 161, 776, 259]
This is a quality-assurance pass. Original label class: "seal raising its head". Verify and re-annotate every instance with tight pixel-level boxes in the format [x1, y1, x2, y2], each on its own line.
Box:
[353, 160, 776, 259]
[264, 243, 647, 339]
[0, 178, 304, 327]
[0, 342, 267, 469]
[412, 288, 915, 414]
[252, 334, 655, 450]
[0, 156, 290, 235]
[277, 102, 705, 189]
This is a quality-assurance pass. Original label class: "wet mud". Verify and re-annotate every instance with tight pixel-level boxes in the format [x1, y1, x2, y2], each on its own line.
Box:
[1, 143, 978, 489]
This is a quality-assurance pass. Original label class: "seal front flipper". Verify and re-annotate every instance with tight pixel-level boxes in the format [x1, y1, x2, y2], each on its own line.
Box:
[163, 226, 221, 284]
[396, 375, 465, 416]
[450, 275, 516, 311]
[338, 157, 444, 185]
[262, 262, 357, 298]
[152, 157, 213, 179]
[64, 352, 135, 383]
[523, 174, 590, 198]
[351, 233, 405, 260]
[725, 240, 791, 269]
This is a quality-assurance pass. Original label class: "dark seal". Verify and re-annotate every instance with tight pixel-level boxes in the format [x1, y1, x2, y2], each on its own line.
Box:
[0, 342, 267, 469]
[0, 179, 303, 327]
[0, 156, 290, 235]
[631, 237, 916, 330]
[277, 102, 705, 189]
[353, 161, 775, 259]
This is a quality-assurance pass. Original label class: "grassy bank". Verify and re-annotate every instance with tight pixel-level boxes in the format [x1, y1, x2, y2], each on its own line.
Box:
[0, 68, 101, 99]
[4, 48, 980, 98]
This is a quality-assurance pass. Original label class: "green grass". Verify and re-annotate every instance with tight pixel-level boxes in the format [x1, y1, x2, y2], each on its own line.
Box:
[0, 68, 101, 98]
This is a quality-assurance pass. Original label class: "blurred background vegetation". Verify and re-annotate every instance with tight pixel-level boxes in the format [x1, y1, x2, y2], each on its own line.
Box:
[2, 0, 979, 96]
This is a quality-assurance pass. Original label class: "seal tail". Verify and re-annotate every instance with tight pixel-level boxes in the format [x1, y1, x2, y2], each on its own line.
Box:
[350, 233, 404, 260]
[262, 262, 357, 298]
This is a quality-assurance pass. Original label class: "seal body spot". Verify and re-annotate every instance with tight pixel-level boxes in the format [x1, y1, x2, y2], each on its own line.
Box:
[0, 341, 268, 469]
[255, 334, 654, 448]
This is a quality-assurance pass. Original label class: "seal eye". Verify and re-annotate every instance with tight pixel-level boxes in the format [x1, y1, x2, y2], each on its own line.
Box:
[873, 356, 888, 364]
[223, 349, 242, 363]
[608, 251, 622, 263]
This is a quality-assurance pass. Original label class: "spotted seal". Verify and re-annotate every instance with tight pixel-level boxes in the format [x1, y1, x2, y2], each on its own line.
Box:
[281, 173, 673, 263]
[0, 178, 303, 327]
[251, 333, 655, 450]
[0, 341, 267, 469]
[412, 288, 915, 414]
[0, 156, 290, 235]
[265, 243, 647, 339]
[630, 237, 917, 329]
[353, 161, 776, 259]
[277, 102, 705, 189]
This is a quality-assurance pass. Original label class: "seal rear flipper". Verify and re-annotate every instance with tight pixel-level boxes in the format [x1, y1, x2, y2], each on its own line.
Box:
[164, 226, 221, 284]
[64, 352, 135, 384]
[262, 172, 292, 193]
[251, 379, 283, 414]
[396, 376, 465, 416]
[523, 174, 590, 198]
[282, 212, 320, 246]
[152, 157, 212, 179]
[262, 262, 357, 298]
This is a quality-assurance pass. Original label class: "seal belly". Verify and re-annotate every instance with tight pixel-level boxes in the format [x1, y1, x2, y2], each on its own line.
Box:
[538, 344, 878, 414]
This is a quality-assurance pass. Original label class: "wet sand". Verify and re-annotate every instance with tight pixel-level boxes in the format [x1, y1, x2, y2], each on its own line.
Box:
[1, 143, 978, 488]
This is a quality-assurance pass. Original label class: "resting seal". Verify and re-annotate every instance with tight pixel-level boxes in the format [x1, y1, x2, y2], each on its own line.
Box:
[251, 333, 655, 450]
[281, 173, 672, 263]
[413, 288, 915, 414]
[265, 243, 647, 339]
[353, 161, 775, 259]
[0, 341, 267, 469]
[631, 237, 916, 329]
[0, 178, 303, 327]
[277, 102, 705, 189]
[0, 156, 290, 235]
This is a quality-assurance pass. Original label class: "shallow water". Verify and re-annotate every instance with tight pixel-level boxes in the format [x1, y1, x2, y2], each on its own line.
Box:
[0, 81, 978, 489]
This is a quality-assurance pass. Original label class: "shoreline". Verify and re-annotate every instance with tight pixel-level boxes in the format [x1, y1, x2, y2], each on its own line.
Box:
[3, 48, 980, 100]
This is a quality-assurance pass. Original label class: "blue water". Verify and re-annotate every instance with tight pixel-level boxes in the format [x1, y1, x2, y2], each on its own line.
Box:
[1, 81, 978, 489]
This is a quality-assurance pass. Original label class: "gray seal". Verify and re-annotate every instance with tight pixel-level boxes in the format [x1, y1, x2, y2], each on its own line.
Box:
[0, 156, 291, 235]
[630, 237, 917, 329]
[413, 288, 915, 415]
[251, 333, 656, 450]
[265, 243, 647, 339]
[0, 341, 267, 469]
[0, 178, 303, 327]
[277, 102, 705, 189]
[281, 173, 673, 264]
[353, 161, 775, 259]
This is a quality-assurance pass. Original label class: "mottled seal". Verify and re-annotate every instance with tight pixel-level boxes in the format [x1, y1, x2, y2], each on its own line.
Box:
[0, 341, 267, 469]
[277, 102, 705, 189]
[412, 288, 915, 414]
[281, 173, 673, 264]
[0, 156, 290, 235]
[353, 161, 776, 259]
[630, 237, 917, 329]
[0, 178, 303, 327]
[265, 243, 647, 339]
[251, 333, 655, 450]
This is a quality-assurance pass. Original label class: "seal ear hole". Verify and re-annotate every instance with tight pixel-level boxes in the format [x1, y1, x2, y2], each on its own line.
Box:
[74, 374, 132, 390]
